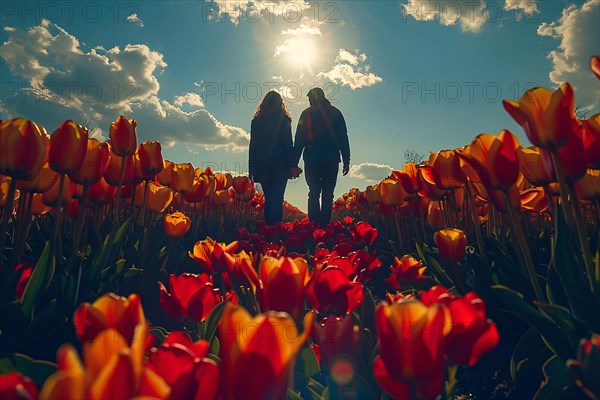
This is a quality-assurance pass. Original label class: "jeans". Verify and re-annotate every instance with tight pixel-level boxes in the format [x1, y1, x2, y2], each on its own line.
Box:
[261, 178, 288, 226]
[305, 162, 339, 226]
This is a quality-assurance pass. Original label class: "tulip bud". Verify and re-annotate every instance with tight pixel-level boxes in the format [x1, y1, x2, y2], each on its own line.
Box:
[49, 120, 89, 174]
[213, 189, 230, 206]
[171, 163, 194, 193]
[156, 160, 173, 186]
[0, 118, 49, 181]
[137, 141, 163, 175]
[109, 115, 137, 156]
[378, 179, 406, 207]
[69, 139, 110, 186]
[42, 175, 73, 207]
[434, 228, 467, 262]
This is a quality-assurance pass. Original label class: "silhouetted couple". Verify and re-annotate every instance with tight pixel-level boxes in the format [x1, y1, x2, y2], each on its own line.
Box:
[248, 88, 350, 226]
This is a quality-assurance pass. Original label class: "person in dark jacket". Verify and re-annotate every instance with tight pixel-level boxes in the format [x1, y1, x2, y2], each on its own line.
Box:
[293, 87, 350, 226]
[249, 91, 301, 225]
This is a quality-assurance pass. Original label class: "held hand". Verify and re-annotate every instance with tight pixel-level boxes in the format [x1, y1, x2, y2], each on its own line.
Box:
[291, 166, 303, 179]
[342, 163, 350, 176]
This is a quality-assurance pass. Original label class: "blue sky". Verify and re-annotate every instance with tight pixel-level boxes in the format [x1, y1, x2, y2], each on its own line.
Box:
[1, 0, 599, 209]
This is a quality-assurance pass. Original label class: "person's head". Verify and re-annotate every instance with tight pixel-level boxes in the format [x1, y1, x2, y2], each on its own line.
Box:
[307, 87, 326, 107]
[254, 90, 291, 120]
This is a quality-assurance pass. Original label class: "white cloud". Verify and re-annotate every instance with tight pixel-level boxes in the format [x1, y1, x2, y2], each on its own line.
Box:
[402, 0, 487, 33]
[281, 23, 322, 36]
[318, 49, 382, 90]
[350, 163, 393, 182]
[209, 0, 313, 25]
[537, 0, 600, 110]
[126, 13, 145, 27]
[504, 0, 538, 17]
[0, 20, 249, 150]
[174, 92, 205, 108]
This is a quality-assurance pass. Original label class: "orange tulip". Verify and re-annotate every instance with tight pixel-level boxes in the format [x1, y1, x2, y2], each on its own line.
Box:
[108, 115, 137, 156]
[257, 255, 309, 319]
[220, 304, 313, 400]
[427, 201, 444, 230]
[365, 185, 381, 205]
[574, 169, 600, 200]
[164, 211, 191, 237]
[378, 178, 406, 207]
[590, 55, 600, 79]
[30, 193, 52, 215]
[40, 325, 169, 400]
[429, 150, 466, 190]
[434, 228, 467, 262]
[373, 300, 450, 400]
[49, 120, 89, 174]
[69, 139, 110, 186]
[0, 177, 17, 207]
[104, 153, 134, 186]
[213, 189, 230, 206]
[42, 175, 73, 207]
[503, 83, 577, 149]
[156, 160, 173, 186]
[417, 165, 447, 200]
[456, 130, 521, 191]
[232, 175, 251, 193]
[73, 293, 145, 344]
[17, 162, 58, 194]
[520, 187, 549, 213]
[171, 163, 195, 193]
[136, 141, 163, 175]
[390, 162, 422, 194]
[191, 237, 238, 275]
[0, 117, 49, 181]
[517, 146, 554, 186]
[146, 183, 174, 213]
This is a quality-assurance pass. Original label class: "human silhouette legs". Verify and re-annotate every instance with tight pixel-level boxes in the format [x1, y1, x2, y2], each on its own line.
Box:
[261, 178, 287, 225]
[305, 162, 338, 226]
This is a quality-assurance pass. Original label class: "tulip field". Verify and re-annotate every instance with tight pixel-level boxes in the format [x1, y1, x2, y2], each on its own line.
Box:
[1, 60, 600, 400]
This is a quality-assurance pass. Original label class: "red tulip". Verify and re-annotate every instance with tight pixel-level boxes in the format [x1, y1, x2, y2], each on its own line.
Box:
[148, 331, 219, 399]
[137, 141, 163, 175]
[385, 255, 427, 289]
[257, 255, 308, 319]
[158, 273, 221, 322]
[434, 228, 467, 263]
[190, 238, 238, 275]
[69, 139, 110, 186]
[350, 221, 378, 245]
[306, 266, 364, 316]
[219, 304, 313, 400]
[313, 315, 360, 370]
[0, 371, 38, 400]
[373, 300, 450, 400]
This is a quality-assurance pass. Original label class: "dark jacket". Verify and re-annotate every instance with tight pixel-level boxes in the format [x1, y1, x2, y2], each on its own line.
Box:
[249, 113, 294, 182]
[293, 100, 350, 165]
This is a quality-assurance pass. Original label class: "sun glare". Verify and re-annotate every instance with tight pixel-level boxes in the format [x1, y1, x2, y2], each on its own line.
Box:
[281, 36, 318, 71]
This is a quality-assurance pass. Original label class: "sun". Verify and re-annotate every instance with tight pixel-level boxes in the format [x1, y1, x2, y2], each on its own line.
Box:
[279, 36, 319, 71]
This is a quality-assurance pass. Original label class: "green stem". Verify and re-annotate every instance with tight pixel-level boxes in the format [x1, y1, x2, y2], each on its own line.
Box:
[52, 174, 66, 264]
[503, 190, 545, 302]
[14, 192, 34, 267]
[0, 178, 18, 266]
[567, 182, 597, 292]
[72, 184, 90, 257]
[112, 156, 127, 221]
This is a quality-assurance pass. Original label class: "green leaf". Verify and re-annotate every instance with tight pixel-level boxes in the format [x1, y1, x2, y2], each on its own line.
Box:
[0, 353, 57, 388]
[21, 241, 54, 316]
[510, 328, 552, 388]
[299, 345, 320, 378]
[534, 355, 575, 399]
[491, 285, 574, 358]
[209, 336, 220, 356]
[201, 300, 229, 344]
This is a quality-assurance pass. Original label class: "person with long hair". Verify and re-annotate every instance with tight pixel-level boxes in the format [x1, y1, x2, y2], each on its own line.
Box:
[249, 91, 302, 225]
